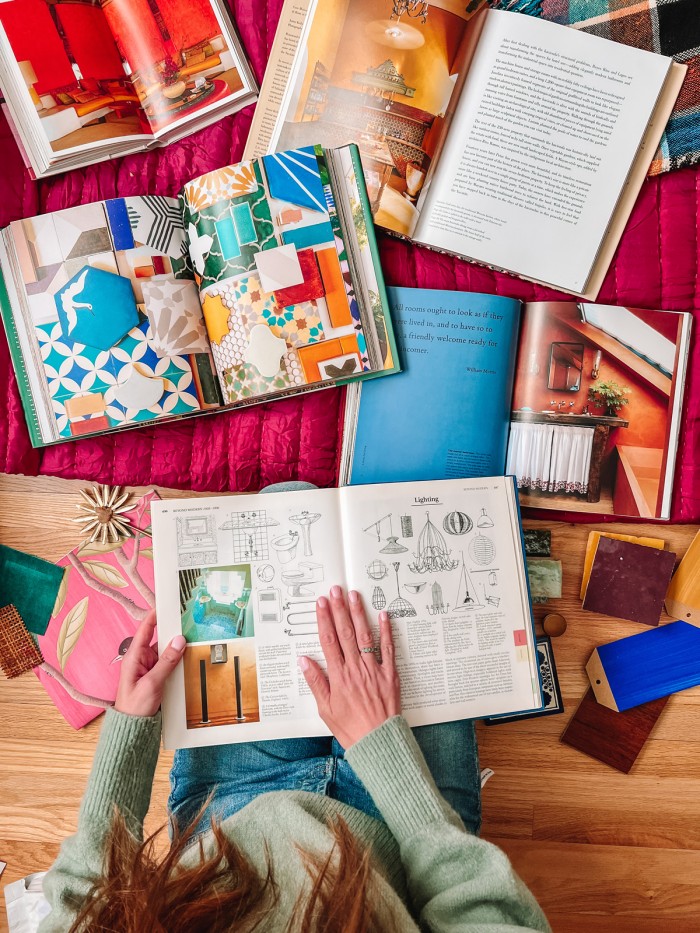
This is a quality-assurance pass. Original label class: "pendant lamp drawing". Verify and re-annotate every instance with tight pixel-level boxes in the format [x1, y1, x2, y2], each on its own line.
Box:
[477, 507, 494, 529]
[363, 514, 408, 554]
[387, 562, 417, 618]
[453, 553, 483, 611]
[409, 513, 458, 573]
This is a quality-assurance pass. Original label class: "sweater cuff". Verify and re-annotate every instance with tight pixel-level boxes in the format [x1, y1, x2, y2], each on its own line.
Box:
[82, 708, 162, 833]
[345, 715, 463, 842]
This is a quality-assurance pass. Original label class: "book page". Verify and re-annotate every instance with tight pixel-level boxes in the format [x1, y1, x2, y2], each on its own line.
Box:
[244, 0, 483, 237]
[2, 199, 217, 444]
[339, 477, 541, 724]
[153, 490, 346, 749]
[416, 10, 672, 294]
[506, 301, 691, 520]
[0, 2, 152, 160]
[181, 146, 391, 408]
[348, 287, 521, 485]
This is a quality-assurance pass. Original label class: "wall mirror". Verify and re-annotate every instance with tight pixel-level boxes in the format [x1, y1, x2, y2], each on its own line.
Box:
[548, 342, 583, 391]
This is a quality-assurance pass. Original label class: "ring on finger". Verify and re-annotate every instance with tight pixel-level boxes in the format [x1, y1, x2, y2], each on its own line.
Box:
[360, 646, 379, 654]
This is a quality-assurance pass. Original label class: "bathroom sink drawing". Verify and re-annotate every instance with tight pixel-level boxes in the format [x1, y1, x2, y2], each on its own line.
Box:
[289, 511, 321, 557]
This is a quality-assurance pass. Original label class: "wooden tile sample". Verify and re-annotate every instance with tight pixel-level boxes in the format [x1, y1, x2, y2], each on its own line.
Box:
[582, 536, 676, 626]
[665, 530, 700, 626]
[580, 530, 665, 599]
[561, 687, 669, 773]
[587, 621, 700, 711]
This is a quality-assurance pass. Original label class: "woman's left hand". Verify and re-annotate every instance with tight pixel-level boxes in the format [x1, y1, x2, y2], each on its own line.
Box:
[114, 612, 186, 717]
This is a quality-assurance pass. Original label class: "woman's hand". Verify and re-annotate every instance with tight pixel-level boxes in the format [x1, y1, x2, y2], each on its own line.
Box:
[298, 587, 401, 748]
[114, 612, 186, 717]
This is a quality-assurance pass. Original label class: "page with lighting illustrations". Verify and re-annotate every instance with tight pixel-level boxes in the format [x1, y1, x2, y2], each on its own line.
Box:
[339, 476, 541, 725]
[153, 488, 344, 750]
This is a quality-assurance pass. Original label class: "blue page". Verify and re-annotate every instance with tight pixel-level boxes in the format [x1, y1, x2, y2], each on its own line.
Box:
[349, 287, 521, 485]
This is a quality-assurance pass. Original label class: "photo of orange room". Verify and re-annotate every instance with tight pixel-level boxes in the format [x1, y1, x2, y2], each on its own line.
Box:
[506, 303, 688, 519]
[100, 0, 244, 132]
[276, 0, 480, 236]
[0, 0, 150, 152]
[183, 640, 260, 730]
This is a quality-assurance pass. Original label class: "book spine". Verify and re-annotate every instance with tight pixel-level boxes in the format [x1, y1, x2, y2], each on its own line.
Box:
[0, 270, 43, 448]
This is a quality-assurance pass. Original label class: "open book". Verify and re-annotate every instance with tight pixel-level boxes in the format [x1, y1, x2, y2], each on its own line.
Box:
[245, 2, 685, 298]
[341, 288, 692, 521]
[0, 0, 256, 178]
[0, 144, 397, 447]
[151, 477, 541, 749]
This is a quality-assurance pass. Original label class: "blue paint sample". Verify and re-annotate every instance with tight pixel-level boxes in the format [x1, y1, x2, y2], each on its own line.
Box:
[263, 148, 326, 213]
[232, 203, 256, 245]
[105, 198, 135, 251]
[593, 621, 700, 711]
[55, 265, 138, 351]
[215, 217, 241, 260]
[282, 221, 334, 250]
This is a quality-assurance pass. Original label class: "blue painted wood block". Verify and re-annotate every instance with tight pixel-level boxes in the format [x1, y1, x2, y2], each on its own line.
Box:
[587, 621, 700, 711]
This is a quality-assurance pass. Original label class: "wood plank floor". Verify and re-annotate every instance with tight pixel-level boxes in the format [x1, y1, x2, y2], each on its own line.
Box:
[1, 474, 699, 932]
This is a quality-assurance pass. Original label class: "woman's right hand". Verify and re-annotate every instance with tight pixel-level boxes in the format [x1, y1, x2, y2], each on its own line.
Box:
[298, 586, 401, 749]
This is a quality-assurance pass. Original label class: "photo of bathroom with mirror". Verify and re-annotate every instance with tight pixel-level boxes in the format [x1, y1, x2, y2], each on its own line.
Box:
[179, 564, 254, 643]
[506, 302, 691, 519]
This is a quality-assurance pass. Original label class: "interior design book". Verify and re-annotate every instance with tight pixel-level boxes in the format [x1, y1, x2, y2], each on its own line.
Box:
[244, 1, 685, 298]
[341, 288, 692, 521]
[0, 0, 257, 179]
[151, 477, 541, 749]
[0, 144, 398, 447]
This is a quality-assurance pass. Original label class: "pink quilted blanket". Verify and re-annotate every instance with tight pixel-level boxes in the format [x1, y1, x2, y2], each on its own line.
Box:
[0, 0, 698, 521]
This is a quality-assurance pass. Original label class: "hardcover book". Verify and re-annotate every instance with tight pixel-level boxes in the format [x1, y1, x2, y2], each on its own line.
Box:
[0, 144, 398, 447]
[151, 476, 542, 749]
[340, 288, 692, 521]
[0, 0, 257, 178]
[244, 1, 685, 298]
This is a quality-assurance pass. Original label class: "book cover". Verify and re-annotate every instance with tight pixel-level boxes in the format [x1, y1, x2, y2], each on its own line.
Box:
[35, 492, 157, 729]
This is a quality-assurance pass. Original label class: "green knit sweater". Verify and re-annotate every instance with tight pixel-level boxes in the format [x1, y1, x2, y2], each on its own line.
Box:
[39, 709, 550, 932]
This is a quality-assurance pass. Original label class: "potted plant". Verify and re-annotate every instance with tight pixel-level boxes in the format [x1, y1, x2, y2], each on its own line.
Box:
[587, 380, 630, 417]
[160, 59, 186, 100]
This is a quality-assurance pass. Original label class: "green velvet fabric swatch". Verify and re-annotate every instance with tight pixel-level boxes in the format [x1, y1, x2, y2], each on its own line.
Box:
[0, 545, 64, 635]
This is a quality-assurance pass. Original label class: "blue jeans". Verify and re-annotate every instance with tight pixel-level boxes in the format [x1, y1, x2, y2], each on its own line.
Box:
[168, 720, 481, 842]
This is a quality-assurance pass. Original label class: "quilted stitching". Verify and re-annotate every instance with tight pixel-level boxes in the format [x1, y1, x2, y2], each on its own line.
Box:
[0, 0, 697, 518]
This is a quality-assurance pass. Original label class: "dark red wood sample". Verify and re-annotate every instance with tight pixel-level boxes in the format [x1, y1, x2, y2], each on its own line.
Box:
[582, 536, 676, 626]
[561, 688, 669, 773]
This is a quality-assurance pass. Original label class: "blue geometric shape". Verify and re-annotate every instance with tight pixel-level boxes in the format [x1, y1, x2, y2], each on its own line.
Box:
[281, 221, 334, 251]
[215, 217, 241, 260]
[55, 265, 138, 351]
[262, 148, 326, 213]
[232, 202, 256, 245]
[105, 198, 135, 250]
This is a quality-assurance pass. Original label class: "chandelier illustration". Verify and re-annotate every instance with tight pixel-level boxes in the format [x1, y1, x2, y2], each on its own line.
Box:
[409, 513, 458, 573]
[391, 0, 429, 23]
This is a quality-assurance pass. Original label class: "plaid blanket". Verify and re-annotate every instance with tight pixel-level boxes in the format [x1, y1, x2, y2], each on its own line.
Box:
[496, 0, 700, 174]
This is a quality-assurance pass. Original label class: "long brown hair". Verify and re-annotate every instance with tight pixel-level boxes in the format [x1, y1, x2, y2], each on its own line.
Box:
[68, 806, 397, 932]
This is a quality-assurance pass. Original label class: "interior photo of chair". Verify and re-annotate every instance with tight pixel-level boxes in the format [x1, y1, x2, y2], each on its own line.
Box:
[277, 0, 478, 235]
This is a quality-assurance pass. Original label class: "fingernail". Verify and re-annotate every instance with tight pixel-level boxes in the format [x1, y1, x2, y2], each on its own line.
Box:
[348, 590, 360, 604]
[317, 596, 328, 609]
[330, 585, 342, 599]
[297, 656, 310, 671]
[172, 635, 186, 651]
[379, 611, 389, 623]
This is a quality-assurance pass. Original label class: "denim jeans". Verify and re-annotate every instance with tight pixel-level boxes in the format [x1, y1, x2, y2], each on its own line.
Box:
[168, 720, 481, 843]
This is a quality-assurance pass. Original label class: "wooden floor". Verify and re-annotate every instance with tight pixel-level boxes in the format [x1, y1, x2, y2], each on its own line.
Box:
[1, 474, 699, 932]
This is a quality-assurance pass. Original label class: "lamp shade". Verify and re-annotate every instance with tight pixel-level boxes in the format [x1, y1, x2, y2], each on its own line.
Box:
[18, 60, 38, 86]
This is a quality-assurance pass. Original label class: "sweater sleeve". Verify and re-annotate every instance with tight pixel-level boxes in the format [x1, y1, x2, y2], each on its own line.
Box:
[345, 715, 551, 933]
[38, 708, 162, 933]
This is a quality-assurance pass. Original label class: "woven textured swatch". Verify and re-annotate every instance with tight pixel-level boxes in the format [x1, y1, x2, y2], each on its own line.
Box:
[0, 604, 43, 678]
